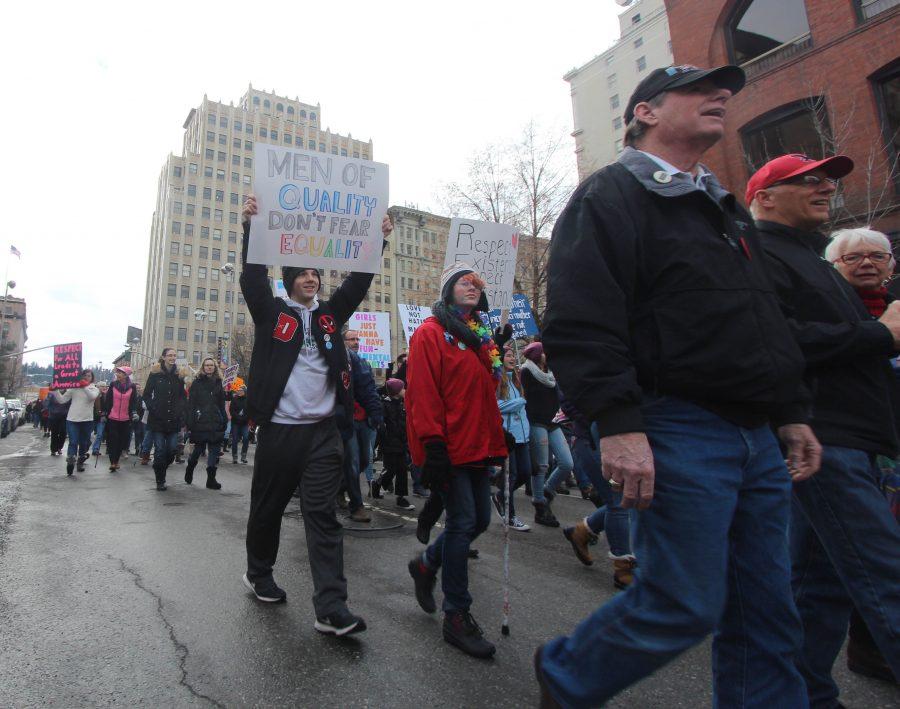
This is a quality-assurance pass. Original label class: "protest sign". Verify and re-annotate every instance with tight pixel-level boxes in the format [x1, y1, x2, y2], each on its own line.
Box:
[485, 293, 539, 339]
[223, 364, 239, 389]
[273, 279, 288, 298]
[248, 144, 389, 274]
[444, 218, 519, 311]
[349, 312, 391, 368]
[52, 342, 83, 389]
[397, 304, 433, 343]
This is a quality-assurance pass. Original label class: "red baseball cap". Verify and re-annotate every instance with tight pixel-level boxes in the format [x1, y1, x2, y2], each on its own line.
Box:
[745, 153, 854, 205]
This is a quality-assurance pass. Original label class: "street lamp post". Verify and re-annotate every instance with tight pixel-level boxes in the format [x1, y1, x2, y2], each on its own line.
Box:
[220, 264, 238, 366]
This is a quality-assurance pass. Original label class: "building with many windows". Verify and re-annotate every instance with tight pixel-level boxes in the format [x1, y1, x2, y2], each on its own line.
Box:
[666, 0, 899, 234]
[0, 295, 27, 394]
[564, 0, 673, 180]
[141, 86, 373, 379]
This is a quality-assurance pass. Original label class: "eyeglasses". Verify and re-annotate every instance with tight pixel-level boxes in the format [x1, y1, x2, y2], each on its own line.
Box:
[833, 251, 893, 266]
[770, 174, 839, 188]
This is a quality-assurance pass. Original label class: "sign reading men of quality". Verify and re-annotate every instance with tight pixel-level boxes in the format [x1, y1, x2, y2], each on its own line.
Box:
[443, 218, 519, 311]
[52, 342, 83, 389]
[349, 312, 392, 368]
[248, 144, 389, 274]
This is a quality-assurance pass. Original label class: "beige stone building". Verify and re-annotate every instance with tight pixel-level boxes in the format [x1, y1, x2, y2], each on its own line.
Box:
[141, 86, 373, 381]
[0, 295, 27, 394]
[564, 0, 673, 180]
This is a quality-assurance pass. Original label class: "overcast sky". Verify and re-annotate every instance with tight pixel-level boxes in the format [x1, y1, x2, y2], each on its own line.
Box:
[1, 0, 623, 368]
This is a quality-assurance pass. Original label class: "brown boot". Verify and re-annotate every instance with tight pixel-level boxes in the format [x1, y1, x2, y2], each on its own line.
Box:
[562, 521, 594, 566]
[613, 558, 637, 589]
[350, 507, 371, 523]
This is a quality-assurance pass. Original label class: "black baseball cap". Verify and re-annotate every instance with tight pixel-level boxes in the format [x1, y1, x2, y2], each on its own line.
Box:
[623, 64, 746, 124]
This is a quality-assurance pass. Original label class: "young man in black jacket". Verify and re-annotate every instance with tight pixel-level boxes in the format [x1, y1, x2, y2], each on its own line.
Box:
[536, 65, 822, 707]
[240, 195, 392, 637]
[748, 153, 900, 705]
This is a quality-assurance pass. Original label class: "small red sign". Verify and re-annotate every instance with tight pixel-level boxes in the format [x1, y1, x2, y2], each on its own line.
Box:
[272, 313, 299, 342]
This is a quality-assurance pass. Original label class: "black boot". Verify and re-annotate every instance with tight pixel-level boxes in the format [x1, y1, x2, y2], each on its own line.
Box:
[184, 458, 197, 484]
[533, 501, 560, 528]
[154, 466, 167, 491]
[66, 456, 75, 476]
[76, 454, 87, 472]
[206, 466, 221, 490]
[442, 610, 495, 659]
[588, 490, 604, 509]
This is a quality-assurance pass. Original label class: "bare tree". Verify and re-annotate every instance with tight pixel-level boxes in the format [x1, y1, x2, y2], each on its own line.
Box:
[228, 326, 255, 385]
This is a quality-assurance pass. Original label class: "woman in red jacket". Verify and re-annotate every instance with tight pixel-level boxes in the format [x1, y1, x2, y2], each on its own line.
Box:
[406, 263, 507, 660]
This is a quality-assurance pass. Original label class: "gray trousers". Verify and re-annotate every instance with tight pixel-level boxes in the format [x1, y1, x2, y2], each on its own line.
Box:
[245, 418, 346, 617]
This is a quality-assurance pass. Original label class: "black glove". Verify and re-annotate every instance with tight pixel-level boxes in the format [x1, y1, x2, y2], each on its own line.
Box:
[504, 430, 517, 452]
[493, 323, 513, 352]
[421, 440, 452, 490]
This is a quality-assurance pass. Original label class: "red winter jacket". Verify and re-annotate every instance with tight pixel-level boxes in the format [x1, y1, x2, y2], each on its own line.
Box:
[406, 317, 507, 467]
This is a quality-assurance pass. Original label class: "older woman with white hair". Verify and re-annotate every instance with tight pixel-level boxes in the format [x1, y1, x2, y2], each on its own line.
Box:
[826, 227, 896, 315]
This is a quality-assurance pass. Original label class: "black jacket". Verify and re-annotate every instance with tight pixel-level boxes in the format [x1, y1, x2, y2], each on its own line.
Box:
[544, 148, 808, 437]
[757, 221, 899, 456]
[229, 395, 249, 426]
[143, 363, 187, 433]
[381, 395, 407, 454]
[521, 366, 561, 427]
[240, 221, 373, 425]
[187, 373, 227, 443]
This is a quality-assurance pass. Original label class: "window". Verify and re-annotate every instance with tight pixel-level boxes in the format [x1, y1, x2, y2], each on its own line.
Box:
[173, 165, 182, 178]
[183, 244, 192, 256]
[218, 134, 226, 145]
[607, 73, 617, 88]
[185, 205, 195, 218]
[214, 209, 223, 222]
[208, 113, 216, 125]
[631, 13, 641, 24]
[229, 231, 237, 243]
[206, 130, 215, 141]
[245, 123, 253, 134]
[218, 151, 225, 163]
[319, 143, 326, 152]
[197, 286, 206, 300]
[200, 245, 209, 259]
[189, 163, 198, 174]
[238, 312, 246, 325]
[609, 94, 620, 110]
[224, 310, 232, 325]
[216, 169, 225, 181]
[209, 310, 218, 323]
[252, 96, 259, 106]
[287, 106, 294, 116]
[856, 0, 900, 20]
[634, 37, 643, 48]
[179, 306, 188, 320]
[285, 134, 293, 144]
[212, 248, 221, 260]
[177, 327, 187, 342]
[203, 187, 212, 200]
[263, 99, 270, 109]
[214, 229, 223, 241]
[384, 257, 391, 268]
[187, 184, 196, 197]
[164, 326, 174, 339]
[177, 350, 186, 360]
[199, 267, 208, 280]
[309, 140, 316, 149]
[271, 130, 278, 140]
[212, 268, 219, 281]
[210, 289, 219, 302]
[232, 155, 240, 166]
[636, 56, 646, 72]
[613, 116, 623, 130]
[310, 112, 317, 122]
[244, 140, 252, 150]
[242, 175, 251, 185]
[181, 285, 190, 298]
[235, 120, 242, 131]
[205, 148, 214, 160]
[233, 137, 241, 149]
[169, 262, 178, 276]
[741, 99, 831, 171]
[230, 192, 239, 204]
[215, 190, 224, 203]
[227, 250, 236, 263]
[300, 109, 307, 118]
[185, 223, 195, 237]
[615, 139, 624, 154]
[182, 264, 191, 277]
[165, 306, 175, 319]
[174, 202, 183, 215]
[201, 209, 210, 221]
[207, 330, 216, 344]
[259, 127, 267, 138]
[194, 329, 202, 343]
[170, 242, 180, 255]
[192, 351, 200, 365]
[874, 63, 900, 187]
[729, 0, 810, 66]
[167, 283, 177, 297]
[384, 294, 391, 304]
[244, 157, 252, 168]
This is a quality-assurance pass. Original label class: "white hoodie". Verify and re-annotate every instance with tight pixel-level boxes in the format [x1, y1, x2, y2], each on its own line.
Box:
[271, 296, 336, 424]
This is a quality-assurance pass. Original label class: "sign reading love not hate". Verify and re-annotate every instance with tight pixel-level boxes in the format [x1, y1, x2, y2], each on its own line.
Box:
[443, 218, 519, 311]
[349, 312, 392, 368]
[397, 304, 433, 344]
[248, 144, 389, 274]
[52, 342, 83, 389]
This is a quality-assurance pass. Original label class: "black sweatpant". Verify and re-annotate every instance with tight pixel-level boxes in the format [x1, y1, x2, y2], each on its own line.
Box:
[49, 417, 67, 453]
[381, 451, 409, 497]
[106, 419, 132, 464]
[245, 418, 346, 617]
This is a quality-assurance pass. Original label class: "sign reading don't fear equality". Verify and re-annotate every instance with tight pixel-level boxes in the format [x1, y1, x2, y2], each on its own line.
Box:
[248, 144, 389, 274]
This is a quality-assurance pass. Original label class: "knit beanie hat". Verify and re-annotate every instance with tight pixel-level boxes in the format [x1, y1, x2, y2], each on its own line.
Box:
[386, 378, 405, 396]
[440, 262, 490, 311]
[281, 266, 322, 296]
[521, 341, 543, 362]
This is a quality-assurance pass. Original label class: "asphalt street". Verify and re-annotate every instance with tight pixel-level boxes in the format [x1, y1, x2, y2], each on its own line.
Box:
[0, 427, 897, 708]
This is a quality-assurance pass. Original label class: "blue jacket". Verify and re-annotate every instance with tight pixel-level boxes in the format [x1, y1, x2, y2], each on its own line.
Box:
[497, 373, 529, 444]
[337, 351, 384, 440]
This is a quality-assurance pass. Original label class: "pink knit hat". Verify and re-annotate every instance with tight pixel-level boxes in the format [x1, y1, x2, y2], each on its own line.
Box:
[386, 378, 405, 396]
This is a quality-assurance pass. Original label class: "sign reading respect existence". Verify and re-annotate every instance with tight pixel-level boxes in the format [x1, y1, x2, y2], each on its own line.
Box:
[52, 342, 83, 389]
[248, 144, 389, 274]
[443, 218, 519, 311]
[349, 312, 392, 368]
[397, 304, 433, 343]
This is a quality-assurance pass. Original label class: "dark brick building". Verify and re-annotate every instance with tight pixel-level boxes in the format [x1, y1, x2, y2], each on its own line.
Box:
[664, 0, 900, 235]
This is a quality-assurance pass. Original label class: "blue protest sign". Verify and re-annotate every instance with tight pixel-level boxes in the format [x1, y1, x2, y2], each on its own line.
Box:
[483, 293, 539, 339]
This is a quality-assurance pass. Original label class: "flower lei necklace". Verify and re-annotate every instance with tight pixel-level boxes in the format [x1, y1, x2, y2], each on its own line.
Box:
[464, 314, 503, 379]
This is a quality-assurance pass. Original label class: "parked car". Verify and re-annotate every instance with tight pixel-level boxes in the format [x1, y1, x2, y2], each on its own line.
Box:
[6, 399, 24, 429]
[0, 398, 9, 438]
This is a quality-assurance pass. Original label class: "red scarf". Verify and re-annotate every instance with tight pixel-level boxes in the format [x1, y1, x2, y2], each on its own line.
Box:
[857, 286, 888, 317]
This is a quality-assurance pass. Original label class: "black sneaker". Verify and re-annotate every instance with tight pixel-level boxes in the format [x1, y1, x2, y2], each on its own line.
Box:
[408, 557, 437, 613]
[371, 478, 383, 499]
[396, 496, 415, 511]
[382, 478, 394, 494]
[443, 610, 495, 659]
[314, 608, 367, 636]
[490, 492, 505, 521]
[416, 520, 431, 545]
[242, 573, 287, 603]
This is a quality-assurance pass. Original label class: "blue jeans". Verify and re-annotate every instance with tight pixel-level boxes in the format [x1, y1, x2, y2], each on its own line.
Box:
[530, 424, 574, 502]
[151, 431, 179, 477]
[188, 440, 222, 469]
[91, 418, 107, 454]
[423, 467, 492, 612]
[355, 421, 376, 482]
[541, 397, 806, 708]
[231, 423, 250, 459]
[342, 426, 364, 513]
[572, 430, 632, 558]
[496, 441, 531, 519]
[141, 427, 154, 456]
[66, 421, 93, 458]
[791, 445, 900, 708]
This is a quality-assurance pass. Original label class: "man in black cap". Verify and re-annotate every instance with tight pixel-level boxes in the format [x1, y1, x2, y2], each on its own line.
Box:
[239, 194, 392, 637]
[536, 66, 822, 706]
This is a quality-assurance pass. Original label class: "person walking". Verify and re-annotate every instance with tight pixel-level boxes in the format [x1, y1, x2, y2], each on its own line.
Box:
[102, 366, 139, 472]
[91, 381, 109, 457]
[406, 263, 507, 659]
[748, 156, 900, 706]
[132, 384, 145, 455]
[46, 391, 69, 454]
[239, 194, 392, 636]
[52, 370, 100, 476]
[378, 378, 414, 511]
[493, 344, 532, 532]
[535, 64, 821, 707]
[184, 357, 227, 489]
[229, 384, 251, 464]
[143, 348, 188, 491]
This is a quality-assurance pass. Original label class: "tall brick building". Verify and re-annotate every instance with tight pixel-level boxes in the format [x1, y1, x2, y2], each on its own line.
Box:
[665, 0, 900, 235]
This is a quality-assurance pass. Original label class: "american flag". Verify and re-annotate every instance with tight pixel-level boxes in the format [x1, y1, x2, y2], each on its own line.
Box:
[9, 245, 21, 258]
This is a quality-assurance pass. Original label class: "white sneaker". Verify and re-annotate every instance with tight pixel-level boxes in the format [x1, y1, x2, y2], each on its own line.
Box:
[510, 516, 531, 532]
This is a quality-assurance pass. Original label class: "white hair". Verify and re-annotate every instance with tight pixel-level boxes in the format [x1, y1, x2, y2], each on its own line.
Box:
[825, 227, 893, 263]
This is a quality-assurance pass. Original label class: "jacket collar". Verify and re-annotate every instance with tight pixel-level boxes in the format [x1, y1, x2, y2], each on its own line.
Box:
[617, 146, 733, 207]
[754, 219, 829, 254]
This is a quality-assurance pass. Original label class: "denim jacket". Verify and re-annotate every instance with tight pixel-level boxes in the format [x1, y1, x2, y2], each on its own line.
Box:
[497, 373, 529, 444]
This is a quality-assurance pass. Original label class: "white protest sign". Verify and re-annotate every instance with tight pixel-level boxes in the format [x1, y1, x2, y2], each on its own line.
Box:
[443, 218, 519, 311]
[349, 312, 392, 368]
[273, 279, 287, 298]
[248, 144, 389, 273]
[397, 304, 433, 343]
[223, 364, 239, 389]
